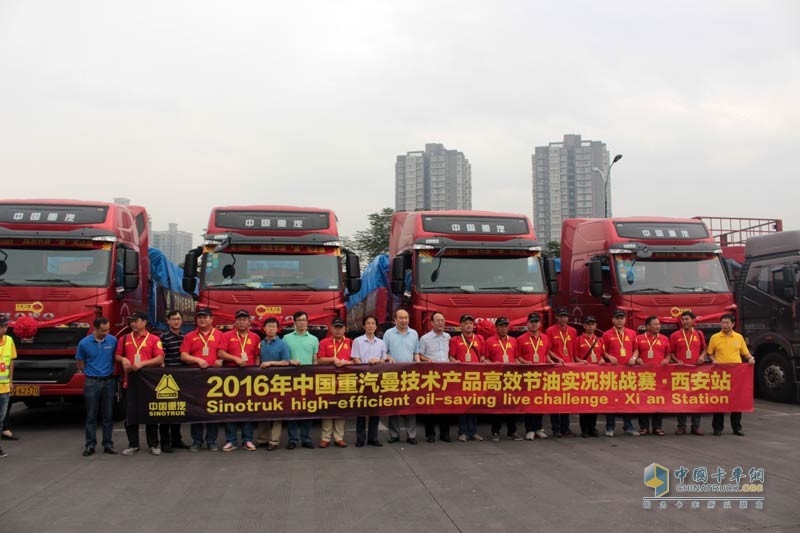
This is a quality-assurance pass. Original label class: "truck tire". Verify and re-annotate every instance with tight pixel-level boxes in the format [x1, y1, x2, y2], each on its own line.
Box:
[756, 352, 795, 403]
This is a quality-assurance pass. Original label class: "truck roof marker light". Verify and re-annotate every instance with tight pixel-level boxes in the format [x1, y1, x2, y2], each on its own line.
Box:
[91, 236, 117, 243]
[322, 241, 342, 247]
[528, 246, 542, 252]
[414, 244, 435, 250]
[205, 234, 228, 242]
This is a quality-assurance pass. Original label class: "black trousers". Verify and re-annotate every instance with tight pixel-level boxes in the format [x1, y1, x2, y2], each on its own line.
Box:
[424, 415, 451, 439]
[579, 414, 598, 434]
[712, 412, 742, 432]
[159, 424, 184, 448]
[638, 414, 663, 431]
[125, 423, 159, 448]
[491, 415, 518, 436]
[356, 416, 380, 444]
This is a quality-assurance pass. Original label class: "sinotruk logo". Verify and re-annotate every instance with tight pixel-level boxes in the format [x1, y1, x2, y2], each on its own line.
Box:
[644, 463, 670, 497]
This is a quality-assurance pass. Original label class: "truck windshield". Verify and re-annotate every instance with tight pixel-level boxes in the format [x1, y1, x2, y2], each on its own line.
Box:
[615, 255, 730, 294]
[201, 252, 341, 290]
[0, 246, 111, 287]
[416, 254, 545, 293]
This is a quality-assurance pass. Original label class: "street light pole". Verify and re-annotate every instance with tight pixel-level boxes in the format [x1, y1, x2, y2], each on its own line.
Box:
[596, 154, 623, 218]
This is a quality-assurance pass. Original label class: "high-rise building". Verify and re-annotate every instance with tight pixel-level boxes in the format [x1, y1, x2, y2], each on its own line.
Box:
[532, 134, 609, 243]
[395, 143, 472, 212]
[151, 223, 194, 265]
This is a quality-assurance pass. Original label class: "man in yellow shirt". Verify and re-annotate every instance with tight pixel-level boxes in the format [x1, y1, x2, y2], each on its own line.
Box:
[0, 316, 17, 458]
[706, 313, 755, 436]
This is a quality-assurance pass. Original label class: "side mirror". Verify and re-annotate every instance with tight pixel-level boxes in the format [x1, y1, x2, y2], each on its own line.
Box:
[0, 261, 6, 276]
[182, 247, 201, 295]
[543, 257, 558, 295]
[124, 274, 139, 291]
[724, 260, 735, 283]
[345, 252, 360, 279]
[390, 256, 405, 296]
[588, 260, 603, 298]
[123, 249, 138, 275]
[782, 266, 796, 299]
[347, 278, 362, 294]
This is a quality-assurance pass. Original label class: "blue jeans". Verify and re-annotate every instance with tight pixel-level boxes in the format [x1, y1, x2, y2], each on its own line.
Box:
[84, 377, 115, 449]
[225, 422, 254, 445]
[190, 423, 219, 447]
[524, 414, 544, 432]
[605, 414, 635, 432]
[458, 414, 477, 437]
[0, 393, 9, 434]
[550, 414, 572, 434]
[287, 420, 312, 443]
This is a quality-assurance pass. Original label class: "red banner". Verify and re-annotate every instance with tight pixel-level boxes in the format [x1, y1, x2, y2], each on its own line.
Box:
[126, 363, 754, 424]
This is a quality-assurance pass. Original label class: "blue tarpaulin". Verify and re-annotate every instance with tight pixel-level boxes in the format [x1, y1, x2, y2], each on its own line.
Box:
[148, 247, 195, 330]
[346, 254, 389, 310]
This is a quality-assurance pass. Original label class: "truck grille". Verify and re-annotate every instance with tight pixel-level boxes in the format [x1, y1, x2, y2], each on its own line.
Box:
[10, 327, 90, 352]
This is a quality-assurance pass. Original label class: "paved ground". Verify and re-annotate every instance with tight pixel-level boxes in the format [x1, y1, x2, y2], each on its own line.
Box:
[0, 400, 798, 533]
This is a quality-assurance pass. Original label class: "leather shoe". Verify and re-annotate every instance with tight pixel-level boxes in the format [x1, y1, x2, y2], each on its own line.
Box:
[286, 441, 297, 450]
[407, 438, 417, 445]
[388, 437, 400, 443]
[713, 430, 722, 436]
[368, 440, 383, 447]
[355, 440, 365, 447]
[675, 427, 686, 435]
[172, 441, 190, 449]
[319, 440, 330, 448]
[301, 441, 315, 449]
[691, 428, 704, 436]
[82, 447, 95, 457]
[733, 429, 745, 436]
[103, 447, 118, 455]
[440, 435, 452, 442]
[334, 440, 347, 448]
[426, 436, 436, 443]
[161, 446, 174, 454]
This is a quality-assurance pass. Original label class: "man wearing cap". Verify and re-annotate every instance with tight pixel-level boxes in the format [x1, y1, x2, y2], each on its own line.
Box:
[576, 316, 605, 437]
[419, 311, 452, 443]
[158, 310, 188, 452]
[602, 310, 639, 437]
[486, 317, 522, 441]
[116, 311, 165, 456]
[255, 316, 296, 451]
[634, 316, 670, 436]
[0, 316, 17, 458]
[384, 309, 421, 445]
[317, 317, 352, 448]
[517, 312, 553, 440]
[181, 308, 224, 451]
[283, 311, 319, 450]
[449, 314, 484, 442]
[219, 310, 260, 452]
[668, 311, 706, 435]
[76, 317, 118, 456]
[545, 308, 578, 437]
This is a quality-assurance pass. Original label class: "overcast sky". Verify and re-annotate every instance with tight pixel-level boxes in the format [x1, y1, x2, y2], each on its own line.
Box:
[1, 1, 797, 245]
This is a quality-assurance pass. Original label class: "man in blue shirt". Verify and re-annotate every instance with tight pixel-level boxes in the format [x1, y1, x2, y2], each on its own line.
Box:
[383, 309, 421, 444]
[255, 317, 296, 451]
[75, 317, 118, 456]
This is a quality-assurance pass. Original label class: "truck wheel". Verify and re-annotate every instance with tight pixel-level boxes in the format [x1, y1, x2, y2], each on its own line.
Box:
[757, 352, 794, 403]
[23, 399, 46, 409]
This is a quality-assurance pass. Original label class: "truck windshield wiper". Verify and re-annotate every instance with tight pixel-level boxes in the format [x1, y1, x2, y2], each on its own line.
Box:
[25, 278, 80, 287]
[480, 286, 532, 293]
[672, 286, 717, 293]
[429, 285, 474, 293]
[209, 283, 257, 290]
[624, 288, 670, 294]
[271, 283, 318, 290]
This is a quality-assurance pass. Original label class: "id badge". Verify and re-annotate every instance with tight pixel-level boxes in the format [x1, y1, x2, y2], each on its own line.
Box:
[620, 348, 627, 357]
[134, 354, 141, 364]
[647, 349, 654, 359]
[465, 353, 471, 362]
[202, 346, 209, 356]
[534, 354, 540, 363]
[242, 353, 248, 362]
[686, 350, 692, 359]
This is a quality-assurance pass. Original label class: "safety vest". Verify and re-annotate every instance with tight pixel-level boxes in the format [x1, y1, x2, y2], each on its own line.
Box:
[0, 336, 14, 385]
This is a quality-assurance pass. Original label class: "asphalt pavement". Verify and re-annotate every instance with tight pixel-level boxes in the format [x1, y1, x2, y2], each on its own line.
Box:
[1, 400, 798, 533]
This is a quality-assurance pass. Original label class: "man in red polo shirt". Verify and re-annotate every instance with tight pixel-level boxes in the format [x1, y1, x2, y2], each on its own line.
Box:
[517, 312, 553, 440]
[635, 316, 670, 436]
[668, 311, 707, 435]
[115, 311, 165, 456]
[449, 314, 484, 442]
[180, 307, 224, 451]
[602, 309, 639, 437]
[486, 317, 522, 441]
[576, 316, 605, 437]
[317, 317, 353, 448]
[545, 307, 577, 437]
[219, 309, 261, 452]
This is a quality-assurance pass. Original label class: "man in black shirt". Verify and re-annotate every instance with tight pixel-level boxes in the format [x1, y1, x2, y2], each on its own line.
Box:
[159, 310, 188, 452]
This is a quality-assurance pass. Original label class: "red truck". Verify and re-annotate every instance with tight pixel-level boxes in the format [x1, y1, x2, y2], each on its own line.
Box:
[182, 206, 361, 336]
[350, 210, 557, 334]
[0, 199, 164, 409]
[556, 217, 736, 336]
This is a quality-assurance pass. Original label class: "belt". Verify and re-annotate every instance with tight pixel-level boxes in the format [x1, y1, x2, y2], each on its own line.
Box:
[86, 375, 115, 381]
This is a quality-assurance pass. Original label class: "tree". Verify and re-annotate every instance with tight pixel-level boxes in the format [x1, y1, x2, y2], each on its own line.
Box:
[545, 240, 561, 258]
[344, 207, 394, 263]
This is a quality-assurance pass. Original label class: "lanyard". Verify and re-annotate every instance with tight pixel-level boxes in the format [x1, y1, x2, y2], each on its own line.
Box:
[528, 334, 543, 354]
[615, 328, 627, 349]
[682, 328, 695, 351]
[236, 331, 250, 361]
[498, 337, 511, 360]
[332, 338, 346, 358]
[645, 334, 659, 351]
[461, 334, 476, 361]
[582, 334, 599, 361]
[130, 333, 149, 363]
[558, 328, 570, 353]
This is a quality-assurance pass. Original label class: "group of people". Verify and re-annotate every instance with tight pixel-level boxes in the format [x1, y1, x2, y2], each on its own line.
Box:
[65, 303, 755, 458]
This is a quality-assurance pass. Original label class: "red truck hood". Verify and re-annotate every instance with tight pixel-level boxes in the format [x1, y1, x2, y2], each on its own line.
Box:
[413, 292, 550, 330]
[200, 289, 343, 328]
[0, 287, 102, 327]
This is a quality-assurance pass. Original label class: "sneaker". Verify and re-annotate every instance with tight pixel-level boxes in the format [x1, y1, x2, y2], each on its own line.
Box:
[624, 429, 640, 437]
[535, 430, 549, 439]
[733, 429, 745, 436]
[458, 434, 468, 442]
[267, 442, 279, 451]
[189, 443, 201, 452]
[222, 443, 237, 452]
[605, 429, 615, 437]
[0, 448, 7, 458]
[150, 446, 161, 456]
[525, 431, 536, 441]
[471, 434, 484, 441]
[490, 432, 501, 442]
[208, 445, 219, 452]
[511, 433, 524, 441]
[121, 447, 140, 456]
[244, 441, 257, 451]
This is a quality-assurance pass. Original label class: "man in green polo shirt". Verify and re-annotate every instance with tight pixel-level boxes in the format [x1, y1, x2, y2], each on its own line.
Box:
[283, 311, 319, 449]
